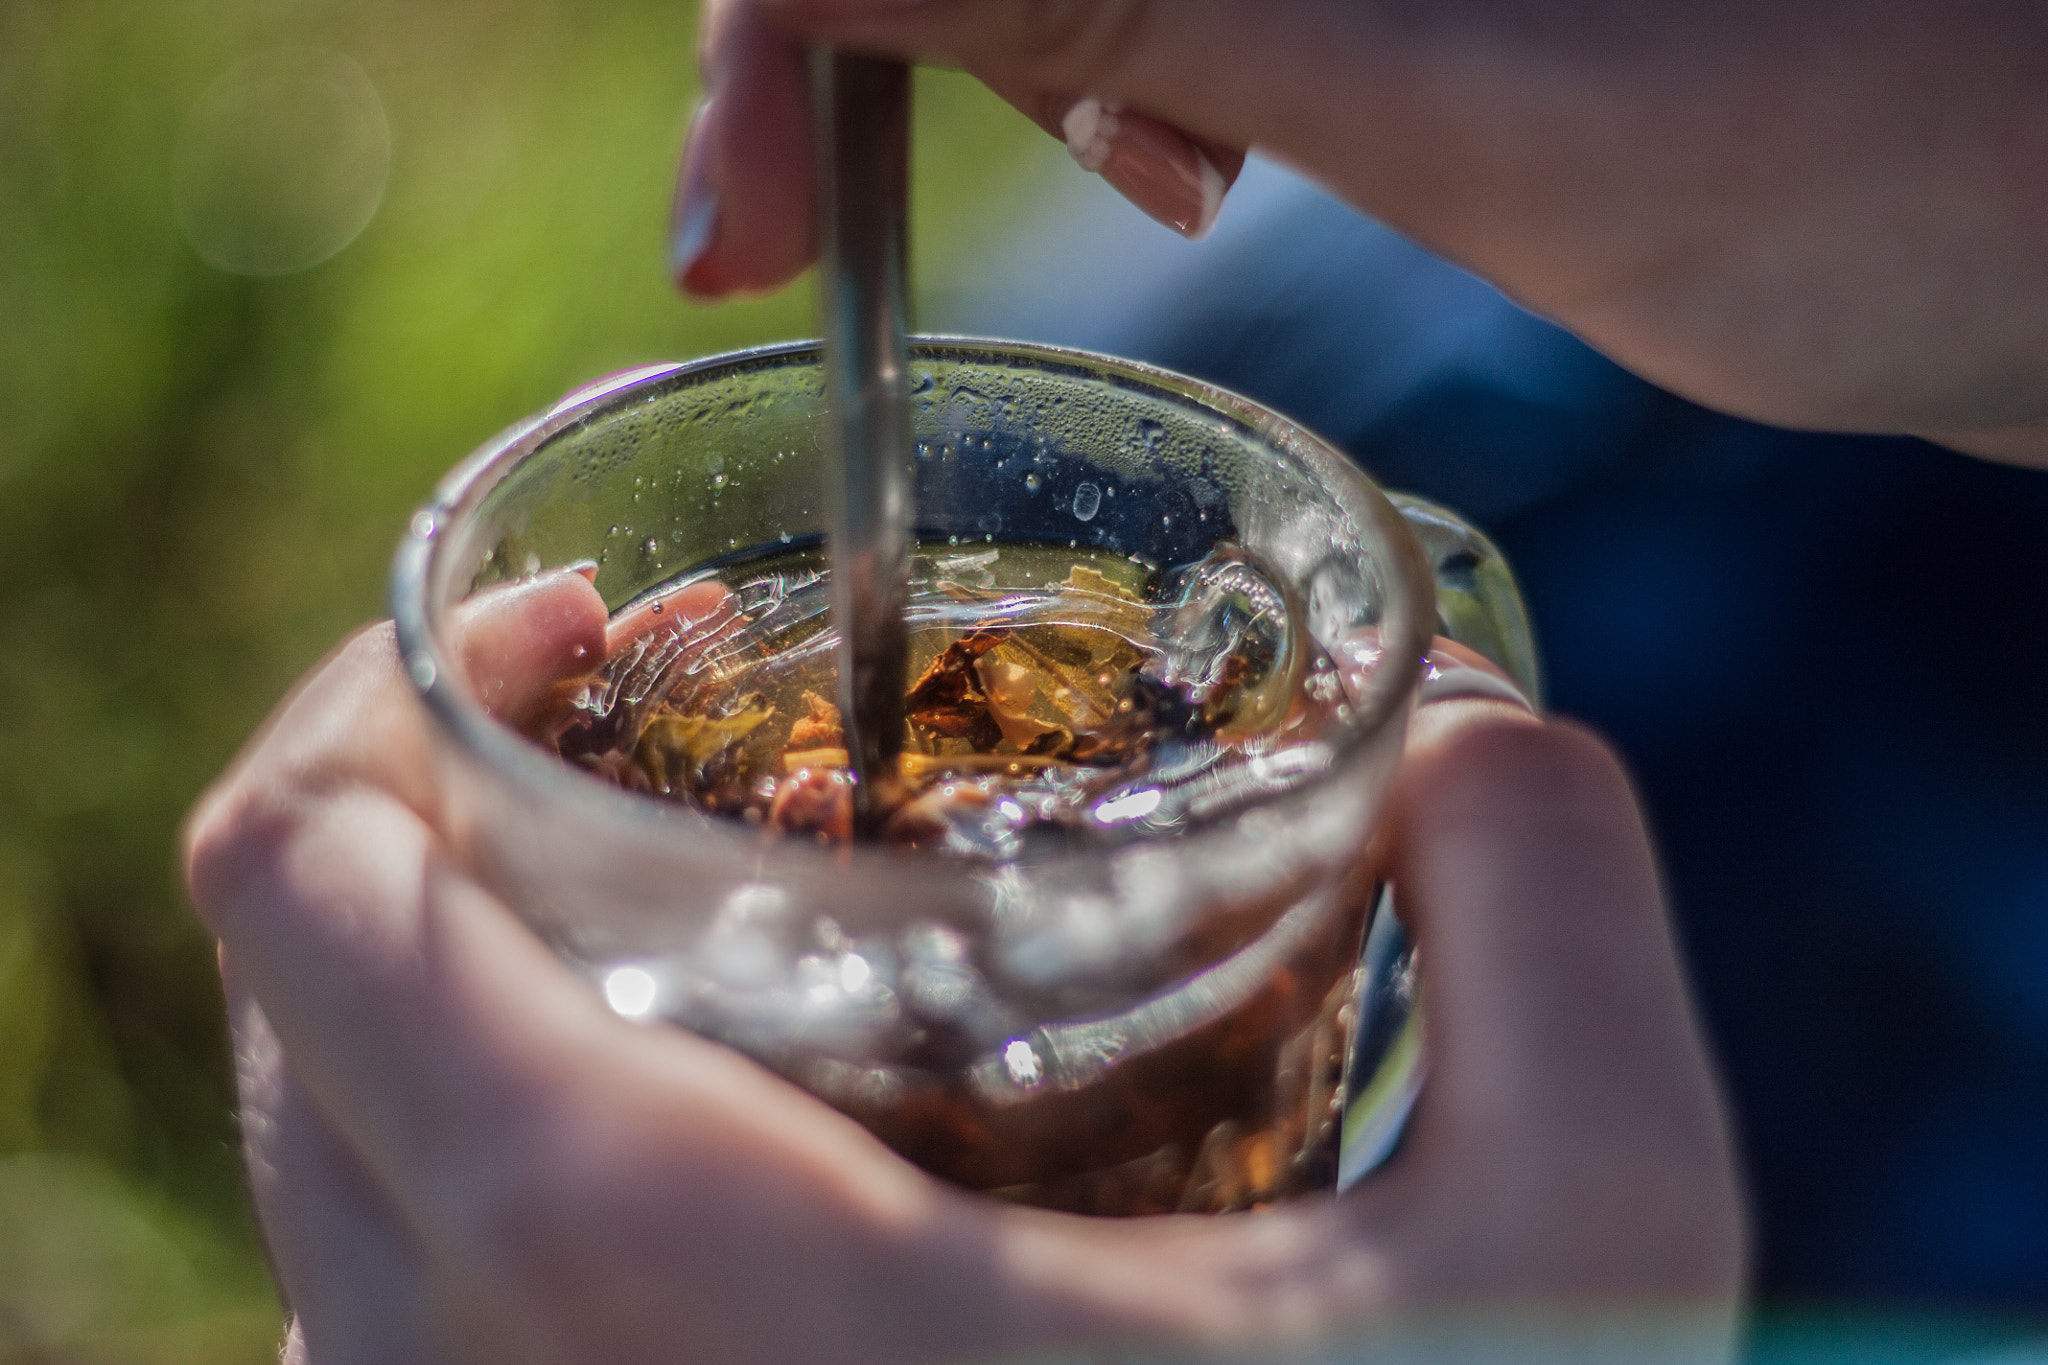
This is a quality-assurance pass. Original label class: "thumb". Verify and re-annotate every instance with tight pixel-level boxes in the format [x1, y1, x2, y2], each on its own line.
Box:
[1371, 703, 1747, 1297]
[1389, 706, 1727, 1157]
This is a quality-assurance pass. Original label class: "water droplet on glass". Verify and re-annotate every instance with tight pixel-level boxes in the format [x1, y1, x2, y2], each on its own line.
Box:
[1023, 472, 1042, 493]
[409, 510, 436, 538]
[711, 472, 727, 489]
[1071, 482, 1101, 521]
[642, 537, 659, 558]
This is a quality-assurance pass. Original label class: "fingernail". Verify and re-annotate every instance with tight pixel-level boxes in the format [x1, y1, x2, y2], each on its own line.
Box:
[1062, 97, 1229, 239]
[668, 100, 720, 291]
[1417, 646, 1539, 713]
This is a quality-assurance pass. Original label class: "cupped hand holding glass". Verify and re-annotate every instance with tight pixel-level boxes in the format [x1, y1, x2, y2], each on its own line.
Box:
[185, 566, 1742, 1363]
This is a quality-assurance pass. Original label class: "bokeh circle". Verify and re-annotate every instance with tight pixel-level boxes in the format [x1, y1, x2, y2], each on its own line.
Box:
[173, 49, 391, 277]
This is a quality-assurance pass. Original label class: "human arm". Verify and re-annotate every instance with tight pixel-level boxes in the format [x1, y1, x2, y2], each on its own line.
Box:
[675, 0, 2048, 464]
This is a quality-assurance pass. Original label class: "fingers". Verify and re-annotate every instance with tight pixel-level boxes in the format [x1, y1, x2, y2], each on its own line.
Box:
[228, 975, 439, 1365]
[1370, 707, 1746, 1296]
[184, 570, 622, 1208]
[184, 570, 608, 860]
[456, 571, 609, 731]
[602, 576, 735, 654]
[672, 0, 818, 296]
[676, 0, 1252, 297]
[207, 782, 593, 1215]
[760, 0, 1240, 124]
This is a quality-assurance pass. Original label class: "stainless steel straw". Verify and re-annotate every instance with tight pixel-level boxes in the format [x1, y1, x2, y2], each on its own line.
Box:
[813, 52, 913, 833]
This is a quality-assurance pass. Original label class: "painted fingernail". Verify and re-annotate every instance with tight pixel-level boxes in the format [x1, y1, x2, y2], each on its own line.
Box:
[668, 100, 720, 292]
[1062, 97, 1228, 239]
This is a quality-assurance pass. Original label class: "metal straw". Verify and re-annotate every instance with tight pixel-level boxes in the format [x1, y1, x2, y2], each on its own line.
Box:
[813, 52, 913, 834]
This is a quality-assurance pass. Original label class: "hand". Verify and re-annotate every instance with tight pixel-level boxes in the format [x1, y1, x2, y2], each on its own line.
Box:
[674, 0, 2048, 464]
[185, 572, 1744, 1364]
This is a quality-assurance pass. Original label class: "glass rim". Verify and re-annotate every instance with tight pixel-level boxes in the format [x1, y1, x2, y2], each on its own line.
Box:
[390, 335, 1437, 868]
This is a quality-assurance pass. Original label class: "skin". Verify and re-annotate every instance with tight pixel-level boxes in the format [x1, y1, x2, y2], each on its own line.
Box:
[185, 573, 1745, 1362]
[676, 0, 2048, 464]
[194, 0, 2048, 1351]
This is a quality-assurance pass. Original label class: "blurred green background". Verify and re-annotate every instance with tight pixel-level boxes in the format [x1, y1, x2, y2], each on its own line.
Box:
[0, 2, 1054, 1357]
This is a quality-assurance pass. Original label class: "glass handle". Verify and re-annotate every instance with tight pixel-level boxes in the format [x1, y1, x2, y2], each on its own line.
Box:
[1338, 494, 1542, 1188]
[1390, 491, 1542, 704]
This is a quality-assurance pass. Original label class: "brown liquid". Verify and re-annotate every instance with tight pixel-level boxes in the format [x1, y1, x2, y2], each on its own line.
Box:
[521, 542, 1377, 1213]
[839, 884, 1370, 1215]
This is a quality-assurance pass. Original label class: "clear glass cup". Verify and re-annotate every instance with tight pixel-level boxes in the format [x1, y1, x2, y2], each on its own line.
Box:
[391, 339, 1526, 1215]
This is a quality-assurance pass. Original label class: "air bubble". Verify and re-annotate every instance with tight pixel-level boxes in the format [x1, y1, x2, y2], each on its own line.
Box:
[1071, 482, 1101, 522]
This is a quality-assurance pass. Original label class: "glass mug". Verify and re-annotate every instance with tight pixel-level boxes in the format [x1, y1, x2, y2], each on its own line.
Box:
[391, 339, 1536, 1215]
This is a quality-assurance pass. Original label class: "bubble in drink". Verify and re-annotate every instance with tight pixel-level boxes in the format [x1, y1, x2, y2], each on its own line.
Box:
[1071, 481, 1101, 521]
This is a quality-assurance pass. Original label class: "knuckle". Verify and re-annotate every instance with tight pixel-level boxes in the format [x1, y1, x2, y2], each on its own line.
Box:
[182, 786, 296, 928]
[183, 620, 405, 926]
[1000, 0, 1159, 90]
